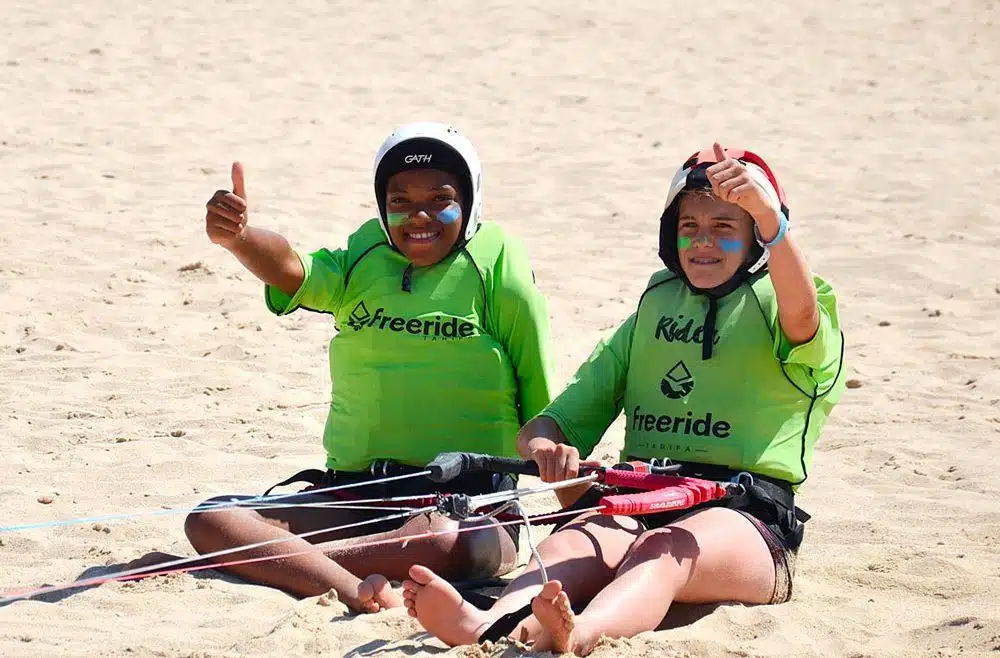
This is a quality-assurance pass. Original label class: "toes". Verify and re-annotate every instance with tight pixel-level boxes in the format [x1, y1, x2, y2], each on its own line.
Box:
[539, 579, 564, 601]
[367, 574, 390, 589]
[402, 579, 418, 593]
[358, 580, 374, 602]
[407, 564, 437, 585]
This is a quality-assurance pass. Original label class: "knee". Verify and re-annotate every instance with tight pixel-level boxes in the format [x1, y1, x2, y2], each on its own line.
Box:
[451, 521, 510, 580]
[420, 515, 509, 580]
[183, 497, 235, 548]
[422, 514, 462, 557]
[624, 528, 697, 565]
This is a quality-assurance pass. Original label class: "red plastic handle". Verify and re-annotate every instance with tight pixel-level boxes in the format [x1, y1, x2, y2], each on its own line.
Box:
[598, 480, 727, 516]
[602, 470, 685, 491]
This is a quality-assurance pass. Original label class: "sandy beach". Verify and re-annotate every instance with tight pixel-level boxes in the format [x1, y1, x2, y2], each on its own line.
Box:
[2, 1, 999, 656]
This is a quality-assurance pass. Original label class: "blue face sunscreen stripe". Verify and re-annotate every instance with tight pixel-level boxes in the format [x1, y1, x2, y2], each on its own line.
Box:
[719, 239, 744, 253]
[436, 204, 461, 224]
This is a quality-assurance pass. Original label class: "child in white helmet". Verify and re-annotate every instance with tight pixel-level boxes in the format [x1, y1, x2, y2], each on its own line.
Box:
[177, 122, 554, 613]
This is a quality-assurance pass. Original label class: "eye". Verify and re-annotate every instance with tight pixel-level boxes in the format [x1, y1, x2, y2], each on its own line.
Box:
[435, 194, 456, 202]
[388, 195, 409, 205]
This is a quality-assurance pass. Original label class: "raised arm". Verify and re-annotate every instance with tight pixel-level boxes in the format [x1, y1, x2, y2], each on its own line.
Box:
[706, 143, 818, 345]
[205, 161, 304, 297]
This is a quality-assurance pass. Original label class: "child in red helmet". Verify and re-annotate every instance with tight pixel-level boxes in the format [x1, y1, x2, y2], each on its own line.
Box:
[401, 143, 847, 655]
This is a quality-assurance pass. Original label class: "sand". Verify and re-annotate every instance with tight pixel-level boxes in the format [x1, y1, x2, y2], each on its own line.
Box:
[2, 0, 999, 656]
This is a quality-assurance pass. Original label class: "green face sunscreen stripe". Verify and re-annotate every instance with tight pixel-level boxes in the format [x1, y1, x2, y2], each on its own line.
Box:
[387, 201, 460, 228]
[678, 235, 744, 252]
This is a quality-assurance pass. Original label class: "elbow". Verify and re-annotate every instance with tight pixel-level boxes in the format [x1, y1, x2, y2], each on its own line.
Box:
[277, 254, 306, 297]
[783, 306, 820, 346]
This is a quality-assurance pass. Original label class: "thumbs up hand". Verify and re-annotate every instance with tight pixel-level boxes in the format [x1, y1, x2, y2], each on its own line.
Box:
[705, 142, 778, 226]
[205, 162, 249, 249]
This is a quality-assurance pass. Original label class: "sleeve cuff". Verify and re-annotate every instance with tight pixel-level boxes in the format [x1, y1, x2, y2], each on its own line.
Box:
[774, 309, 831, 367]
[540, 409, 596, 459]
[263, 250, 309, 316]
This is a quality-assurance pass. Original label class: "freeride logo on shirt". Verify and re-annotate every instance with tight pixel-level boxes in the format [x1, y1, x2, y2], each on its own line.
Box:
[629, 359, 733, 448]
[346, 300, 477, 339]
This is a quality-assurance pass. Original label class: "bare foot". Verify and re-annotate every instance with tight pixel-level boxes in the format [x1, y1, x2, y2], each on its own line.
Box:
[357, 574, 403, 613]
[531, 580, 576, 655]
[122, 551, 191, 575]
[401, 565, 492, 646]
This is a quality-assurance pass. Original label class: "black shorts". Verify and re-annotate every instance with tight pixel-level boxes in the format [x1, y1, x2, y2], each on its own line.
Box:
[265, 466, 522, 547]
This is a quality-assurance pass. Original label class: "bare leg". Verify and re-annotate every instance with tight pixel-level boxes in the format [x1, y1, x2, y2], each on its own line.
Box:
[183, 495, 397, 610]
[182, 494, 516, 613]
[349, 515, 517, 612]
[402, 511, 643, 646]
[541, 507, 777, 656]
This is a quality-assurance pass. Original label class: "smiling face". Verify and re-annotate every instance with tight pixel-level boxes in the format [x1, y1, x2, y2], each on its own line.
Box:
[385, 169, 464, 267]
[676, 190, 755, 290]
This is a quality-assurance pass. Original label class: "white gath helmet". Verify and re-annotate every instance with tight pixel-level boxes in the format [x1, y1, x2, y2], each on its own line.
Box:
[372, 121, 484, 250]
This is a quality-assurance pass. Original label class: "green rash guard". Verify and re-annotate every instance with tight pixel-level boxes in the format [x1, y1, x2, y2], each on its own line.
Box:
[265, 218, 555, 472]
[541, 270, 846, 488]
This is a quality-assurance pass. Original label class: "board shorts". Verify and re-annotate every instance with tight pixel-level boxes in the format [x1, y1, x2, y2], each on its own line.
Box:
[263, 462, 522, 548]
[551, 460, 806, 604]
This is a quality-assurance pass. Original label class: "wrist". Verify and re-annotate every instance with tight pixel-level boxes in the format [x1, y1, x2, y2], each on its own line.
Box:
[223, 224, 255, 250]
[518, 435, 555, 460]
[754, 209, 788, 247]
[527, 436, 556, 451]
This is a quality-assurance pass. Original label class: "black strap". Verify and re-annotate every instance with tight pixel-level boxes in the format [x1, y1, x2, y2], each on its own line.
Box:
[261, 462, 515, 501]
[261, 469, 326, 497]
[702, 296, 718, 360]
[261, 460, 428, 498]
[456, 589, 500, 611]
[477, 602, 533, 643]
[739, 478, 809, 550]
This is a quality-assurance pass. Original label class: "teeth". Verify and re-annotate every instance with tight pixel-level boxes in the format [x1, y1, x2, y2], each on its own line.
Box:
[409, 232, 438, 240]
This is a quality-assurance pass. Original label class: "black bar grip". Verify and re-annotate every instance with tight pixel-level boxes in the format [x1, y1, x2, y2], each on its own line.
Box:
[426, 452, 540, 483]
[474, 455, 541, 477]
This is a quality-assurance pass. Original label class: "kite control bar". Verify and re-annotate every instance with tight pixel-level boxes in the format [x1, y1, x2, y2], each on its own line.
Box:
[426, 451, 740, 521]
[425, 451, 683, 483]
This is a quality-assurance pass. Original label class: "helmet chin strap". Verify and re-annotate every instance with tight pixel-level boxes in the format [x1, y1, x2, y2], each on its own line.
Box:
[679, 240, 770, 360]
[745, 240, 771, 275]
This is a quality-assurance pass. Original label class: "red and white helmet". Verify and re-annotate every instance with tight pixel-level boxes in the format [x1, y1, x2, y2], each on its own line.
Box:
[658, 146, 789, 292]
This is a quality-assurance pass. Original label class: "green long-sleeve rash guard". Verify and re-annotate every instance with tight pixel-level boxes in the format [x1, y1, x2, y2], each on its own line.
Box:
[265, 218, 555, 472]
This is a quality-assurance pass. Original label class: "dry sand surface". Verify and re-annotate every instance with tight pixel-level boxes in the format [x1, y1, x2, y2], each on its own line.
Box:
[2, 0, 999, 656]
